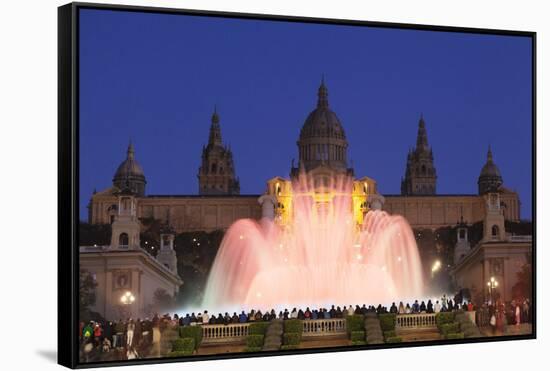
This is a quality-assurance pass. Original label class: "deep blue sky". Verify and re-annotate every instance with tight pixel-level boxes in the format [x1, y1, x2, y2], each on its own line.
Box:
[79, 9, 533, 221]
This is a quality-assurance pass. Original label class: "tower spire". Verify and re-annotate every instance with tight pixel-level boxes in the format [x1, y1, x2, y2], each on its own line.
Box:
[208, 106, 222, 147]
[487, 145, 493, 162]
[416, 114, 429, 150]
[317, 75, 329, 108]
[127, 139, 135, 160]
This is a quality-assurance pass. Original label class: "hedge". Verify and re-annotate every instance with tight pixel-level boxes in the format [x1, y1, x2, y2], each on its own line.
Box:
[385, 336, 403, 343]
[346, 315, 365, 333]
[435, 312, 455, 328]
[379, 314, 396, 332]
[248, 322, 270, 335]
[351, 340, 367, 346]
[179, 326, 203, 350]
[167, 350, 193, 357]
[350, 331, 366, 342]
[283, 332, 302, 346]
[172, 337, 196, 353]
[284, 319, 303, 334]
[445, 332, 465, 340]
[440, 322, 460, 336]
[383, 330, 396, 338]
[280, 345, 298, 351]
[246, 334, 265, 348]
[244, 346, 262, 352]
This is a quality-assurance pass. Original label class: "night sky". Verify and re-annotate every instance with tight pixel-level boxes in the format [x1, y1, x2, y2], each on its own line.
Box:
[79, 9, 533, 221]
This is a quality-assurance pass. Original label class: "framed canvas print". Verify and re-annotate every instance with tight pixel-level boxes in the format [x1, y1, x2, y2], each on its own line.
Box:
[58, 2, 536, 368]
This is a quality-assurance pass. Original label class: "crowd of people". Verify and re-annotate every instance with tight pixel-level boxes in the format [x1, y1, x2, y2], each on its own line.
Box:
[79, 295, 532, 362]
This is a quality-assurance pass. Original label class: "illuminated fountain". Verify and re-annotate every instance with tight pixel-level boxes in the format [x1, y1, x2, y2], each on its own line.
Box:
[202, 172, 423, 311]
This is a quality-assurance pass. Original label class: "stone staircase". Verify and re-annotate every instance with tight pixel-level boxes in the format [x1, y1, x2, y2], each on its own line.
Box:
[262, 319, 284, 351]
[364, 313, 384, 344]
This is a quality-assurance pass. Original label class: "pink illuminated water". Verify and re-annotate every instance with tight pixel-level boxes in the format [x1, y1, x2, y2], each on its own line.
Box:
[203, 173, 423, 310]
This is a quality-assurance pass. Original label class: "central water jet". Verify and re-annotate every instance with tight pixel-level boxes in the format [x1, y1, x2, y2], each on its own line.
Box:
[203, 172, 423, 311]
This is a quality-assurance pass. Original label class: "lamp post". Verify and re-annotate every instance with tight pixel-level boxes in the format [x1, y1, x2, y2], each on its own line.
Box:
[487, 276, 498, 304]
[431, 260, 441, 278]
[120, 291, 136, 318]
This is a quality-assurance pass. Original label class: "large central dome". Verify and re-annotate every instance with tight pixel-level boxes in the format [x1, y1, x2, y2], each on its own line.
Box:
[294, 79, 350, 174]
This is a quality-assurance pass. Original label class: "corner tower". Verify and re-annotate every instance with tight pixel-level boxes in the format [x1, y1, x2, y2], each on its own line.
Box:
[401, 115, 437, 195]
[198, 108, 240, 195]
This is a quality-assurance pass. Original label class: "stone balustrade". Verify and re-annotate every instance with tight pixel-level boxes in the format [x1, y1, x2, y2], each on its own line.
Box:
[201, 323, 250, 344]
[302, 318, 347, 337]
[396, 313, 437, 330]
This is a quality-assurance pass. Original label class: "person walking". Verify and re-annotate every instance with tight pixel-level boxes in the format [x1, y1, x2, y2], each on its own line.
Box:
[126, 319, 135, 348]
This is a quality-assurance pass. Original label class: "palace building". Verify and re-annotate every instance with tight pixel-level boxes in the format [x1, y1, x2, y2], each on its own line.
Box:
[87, 80, 522, 233]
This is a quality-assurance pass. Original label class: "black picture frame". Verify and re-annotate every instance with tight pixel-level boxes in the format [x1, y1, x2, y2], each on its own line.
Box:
[58, 2, 537, 369]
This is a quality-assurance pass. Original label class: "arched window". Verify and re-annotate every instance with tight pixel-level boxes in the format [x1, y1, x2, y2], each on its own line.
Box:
[211, 163, 217, 173]
[491, 225, 499, 238]
[421, 165, 427, 175]
[119, 233, 129, 248]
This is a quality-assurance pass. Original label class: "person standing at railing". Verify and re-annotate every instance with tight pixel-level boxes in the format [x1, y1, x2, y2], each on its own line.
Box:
[434, 300, 441, 313]
[202, 310, 210, 325]
[390, 302, 398, 314]
[398, 302, 405, 314]
[405, 303, 411, 314]
[427, 300, 434, 313]
[419, 301, 427, 313]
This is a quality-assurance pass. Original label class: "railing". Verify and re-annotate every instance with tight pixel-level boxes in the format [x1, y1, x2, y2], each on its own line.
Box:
[302, 318, 347, 337]
[201, 323, 250, 344]
[509, 235, 532, 242]
[396, 313, 437, 331]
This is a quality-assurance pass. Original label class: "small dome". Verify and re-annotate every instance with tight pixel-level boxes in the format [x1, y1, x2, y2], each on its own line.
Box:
[478, 146, 503, 194]
[114, 143, 145, 179]
[479, 147, 502, 178]
[113, 142, 147, 196]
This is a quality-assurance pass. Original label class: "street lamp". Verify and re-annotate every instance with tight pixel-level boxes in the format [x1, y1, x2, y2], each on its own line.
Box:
[120, 291, 136, 305]
[431, 260, 441, 278]
[487, 276, 498, 304]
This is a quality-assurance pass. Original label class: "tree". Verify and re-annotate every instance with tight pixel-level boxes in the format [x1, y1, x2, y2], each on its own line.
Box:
[512, 261, 532, 301]
[153, 288, 174, 312]
[79, 270, 98, 320]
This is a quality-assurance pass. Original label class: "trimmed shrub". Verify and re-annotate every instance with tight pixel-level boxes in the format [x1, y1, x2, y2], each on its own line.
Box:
[284, 319, 303, 334]
[246, 334, 265, 348]
[283, 332, 302, 346]
[179, 326, 203, 350]
[440, 322, 460, 336]
[167, 350, 193, 357]
[350, 331, 365, 342]
[280, 345, 298, 351]
[385, 336, 403, 343]
[171, 338, 195, 354]
[383, 330, 396, 339]
[346, 315, 365, 332]
[351, 340, 367, 346]
[249, 322, 269, 335]
[244, 346, 262, 352]
[445, 332, 465, 340]
[435, 312, 455, 328]
[379, 314, 396, 332]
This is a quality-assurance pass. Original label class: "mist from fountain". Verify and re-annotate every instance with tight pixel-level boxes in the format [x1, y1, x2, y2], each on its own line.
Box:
[202, 173, 423, 312]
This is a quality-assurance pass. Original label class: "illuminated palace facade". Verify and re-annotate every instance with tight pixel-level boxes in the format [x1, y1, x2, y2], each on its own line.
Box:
[88, 80, 521, 232]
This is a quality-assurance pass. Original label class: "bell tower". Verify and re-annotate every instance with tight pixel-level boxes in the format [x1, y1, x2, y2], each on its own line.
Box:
[401, 115, 437, 195]
[157, 226, 178, 274]
[198, 107, 240, 195]
[110, 187, 141, 250]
